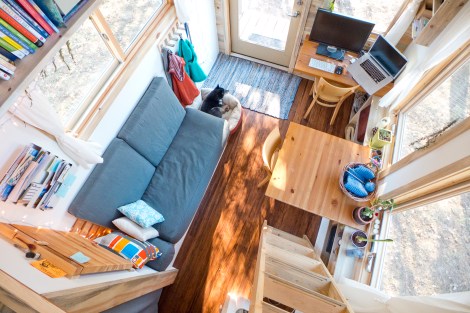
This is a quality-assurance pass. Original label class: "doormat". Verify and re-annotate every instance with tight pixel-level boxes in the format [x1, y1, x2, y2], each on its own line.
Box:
[202, 53, 301, 120]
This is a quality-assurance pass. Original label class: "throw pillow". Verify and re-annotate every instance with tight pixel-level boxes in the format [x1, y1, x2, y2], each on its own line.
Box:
[94, 232, 162, 269]
[118, 200, 164, 228]
[113, 217, 159, 241]
[35, 0, 66, 27]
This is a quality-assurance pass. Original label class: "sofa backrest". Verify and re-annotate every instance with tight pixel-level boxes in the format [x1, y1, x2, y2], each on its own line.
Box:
[117, 77, 186, 167]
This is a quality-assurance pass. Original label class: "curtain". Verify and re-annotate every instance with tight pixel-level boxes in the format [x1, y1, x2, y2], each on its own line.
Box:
[9, 87, 103, 168]
[174, 0, 192, 23]
[379, 1, 470, 109]
[339, 278, 470, 313]
[385, 0, 423, 45]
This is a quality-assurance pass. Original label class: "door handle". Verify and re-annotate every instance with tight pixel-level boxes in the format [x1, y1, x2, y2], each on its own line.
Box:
[286, 10, 300, 17]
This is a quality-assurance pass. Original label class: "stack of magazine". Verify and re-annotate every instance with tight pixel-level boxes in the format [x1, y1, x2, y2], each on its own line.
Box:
[0, 143, 74, 210]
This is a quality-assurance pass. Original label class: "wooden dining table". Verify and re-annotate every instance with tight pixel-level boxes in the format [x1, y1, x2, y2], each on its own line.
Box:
[265, 122, 371, 231]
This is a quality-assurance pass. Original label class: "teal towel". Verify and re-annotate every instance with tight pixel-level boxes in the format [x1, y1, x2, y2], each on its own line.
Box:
[178, 39, 207, 82]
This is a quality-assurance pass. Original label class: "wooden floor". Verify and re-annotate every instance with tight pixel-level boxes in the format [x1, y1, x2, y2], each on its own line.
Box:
[158, 79, 354, 313]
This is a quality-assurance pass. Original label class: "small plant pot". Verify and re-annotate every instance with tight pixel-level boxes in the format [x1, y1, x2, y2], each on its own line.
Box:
[352, 207, 375, 225]
[351, 230, 368, 248]
[370, 128, 392, 149]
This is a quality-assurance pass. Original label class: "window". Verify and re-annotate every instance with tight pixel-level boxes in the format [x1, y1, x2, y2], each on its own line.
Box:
[35, 0, 166, 126]
[36, 19, 117, 125]
[394, 60, 470, 161]
[381, 191, 470, 296]
[100, 0, 164, 52]
[333, 0, 407, 34]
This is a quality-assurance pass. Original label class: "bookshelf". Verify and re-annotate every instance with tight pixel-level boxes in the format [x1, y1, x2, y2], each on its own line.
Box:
[0, 0, 103, 117]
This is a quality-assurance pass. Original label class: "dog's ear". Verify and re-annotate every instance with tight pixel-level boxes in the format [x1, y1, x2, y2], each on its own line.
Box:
[216, 84, 220, 88]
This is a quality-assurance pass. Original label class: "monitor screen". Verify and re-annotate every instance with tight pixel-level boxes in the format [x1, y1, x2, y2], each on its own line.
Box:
[309, 9, 375, 53]
[370, 35, 407, 77]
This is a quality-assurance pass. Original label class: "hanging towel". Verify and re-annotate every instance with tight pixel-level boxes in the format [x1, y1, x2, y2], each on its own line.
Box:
[168, 52, 199, 106]
[178, 39, 207, 83]
[161, 47, 173, 89]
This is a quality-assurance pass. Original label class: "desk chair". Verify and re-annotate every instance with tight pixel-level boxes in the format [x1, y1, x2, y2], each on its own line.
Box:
[303, 77, 358, 125]
[258, 127, 282, 188]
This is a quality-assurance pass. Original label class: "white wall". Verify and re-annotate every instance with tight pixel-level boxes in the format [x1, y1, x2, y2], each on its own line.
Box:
[0, 1, 219, 231]
[380, 129, 470, 196]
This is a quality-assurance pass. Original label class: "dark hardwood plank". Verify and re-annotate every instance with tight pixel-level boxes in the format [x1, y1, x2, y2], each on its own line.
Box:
[158, 79, 354, 313]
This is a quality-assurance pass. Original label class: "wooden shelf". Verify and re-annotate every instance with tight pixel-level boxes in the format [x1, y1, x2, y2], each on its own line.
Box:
[0, 0, 103, 117]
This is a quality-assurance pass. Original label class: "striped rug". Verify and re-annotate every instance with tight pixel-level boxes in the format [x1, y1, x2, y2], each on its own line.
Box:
[202, 53, 301, 120]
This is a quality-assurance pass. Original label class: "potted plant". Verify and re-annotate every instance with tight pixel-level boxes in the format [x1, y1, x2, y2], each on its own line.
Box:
[352, 206, 376, 225]
[351, 230, 393, 248]
[372, 198, 396, 212]
[370, 128, 392, 149]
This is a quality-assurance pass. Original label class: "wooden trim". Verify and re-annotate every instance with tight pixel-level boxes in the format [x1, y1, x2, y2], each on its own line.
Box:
[288, 0, 313, 72]
[230, 52, 288, 71]
[0, 270, 65, 313]
[90, 9, 126, 62]
[379, 116, 470, 179]
[75, 5, 176, 138]
[380, 155, 470, 201]
[43, 269, 178, 313]
[0, 0, 103, 117]
[222, 0, 231, 55]
[415, 0, 468, 46]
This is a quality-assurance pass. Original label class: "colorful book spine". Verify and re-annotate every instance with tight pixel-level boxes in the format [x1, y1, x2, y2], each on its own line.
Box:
[0, 18, 36, 52]
[0, 37, 25, 58]
[0, 45, 17, 60]
[0, 26, 35, 54]
[26, 0, 59, 33]
[0, 60, 13, 74]
[0, 54, 14, 71]
[0, 30, 29, 55]
[0, 0, 45, 44]
[63, 0, 88, 23]
[4, 0, 48, 38]
[0, 69, 10, 80]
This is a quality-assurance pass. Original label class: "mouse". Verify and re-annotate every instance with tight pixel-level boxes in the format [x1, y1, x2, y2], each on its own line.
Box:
[335, 66, 343, 75]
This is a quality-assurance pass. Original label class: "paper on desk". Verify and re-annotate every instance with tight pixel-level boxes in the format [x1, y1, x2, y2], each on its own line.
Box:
[30, 259, 67, 278]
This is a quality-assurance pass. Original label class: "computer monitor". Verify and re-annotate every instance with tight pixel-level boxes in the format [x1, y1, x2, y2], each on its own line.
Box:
[370, 35, 407, 78]
[309, 9, 375, 60]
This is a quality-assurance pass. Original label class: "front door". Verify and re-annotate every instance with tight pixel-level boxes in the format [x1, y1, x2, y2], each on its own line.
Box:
[229, 0, 304, 67]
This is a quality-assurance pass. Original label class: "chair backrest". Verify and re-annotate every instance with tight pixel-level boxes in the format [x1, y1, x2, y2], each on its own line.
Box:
[314, 77, 357, 105]
[262, 127, 282, 171]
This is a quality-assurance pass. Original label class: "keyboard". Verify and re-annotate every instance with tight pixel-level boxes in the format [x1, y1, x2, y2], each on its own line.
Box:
[359, 59, 386, 83]
[308, 58, 335, 73]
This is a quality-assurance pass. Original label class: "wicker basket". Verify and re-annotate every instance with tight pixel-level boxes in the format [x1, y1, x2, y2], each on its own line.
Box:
[339, 162, 377, 202]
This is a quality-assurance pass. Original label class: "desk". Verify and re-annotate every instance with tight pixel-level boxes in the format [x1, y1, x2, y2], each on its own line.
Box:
[294, 37, 393, 97]
[265, 123, 370, 231]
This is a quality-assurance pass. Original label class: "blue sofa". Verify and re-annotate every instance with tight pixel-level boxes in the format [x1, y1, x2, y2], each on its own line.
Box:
[68, 77, 228, 311]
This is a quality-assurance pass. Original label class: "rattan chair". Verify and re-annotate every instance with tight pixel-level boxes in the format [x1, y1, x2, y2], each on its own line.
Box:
[303, 77, 358, 125]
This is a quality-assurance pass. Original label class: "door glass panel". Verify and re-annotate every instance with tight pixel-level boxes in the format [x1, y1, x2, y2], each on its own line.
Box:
[238, 0, 295, 51]
[381, 192, 470, 296]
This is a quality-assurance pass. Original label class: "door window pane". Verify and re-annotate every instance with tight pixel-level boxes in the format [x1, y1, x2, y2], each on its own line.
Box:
[381, 192, 470, 296]
[36, 19, 116, 124]
[334, 0, 406, 34]
[238, 0, 295, 51]
[100, 0, 164, 52]
[396, 60, 470, 160]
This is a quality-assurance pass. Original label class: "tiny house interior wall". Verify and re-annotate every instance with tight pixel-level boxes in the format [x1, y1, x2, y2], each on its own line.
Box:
[0, 0, 219, 231]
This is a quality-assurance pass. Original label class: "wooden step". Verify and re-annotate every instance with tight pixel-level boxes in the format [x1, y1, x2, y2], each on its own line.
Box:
[266, 226, 312, 248]
[265, 233, 317, 258]
[262, 301, 291, 313]
[263, 273, 346, 313]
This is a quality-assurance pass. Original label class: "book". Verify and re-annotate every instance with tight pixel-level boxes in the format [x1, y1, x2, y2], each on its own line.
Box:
[0, 6, 43, 47]
[0, 145, 31, 196]
[0, 30, 29, 55]
[0, 55, 14, 71]
[0, 45, 18, 60]
[0, 18, 37, 52]
[63, 0, 88, 23]
[0, 37, 26, 58]
[0, 50, 13, 63]
[0, 0, 46, 43]
[3, 0, 48, 38]
[0, 18, 36, 53]
[16, 0, 55, 35]
[0, 58, 14, 74]
[0, 69, 10, 80]
[26, 0, 59, 33]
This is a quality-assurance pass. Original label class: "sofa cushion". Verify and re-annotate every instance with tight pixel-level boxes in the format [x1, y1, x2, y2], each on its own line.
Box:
[118, 77, 186, 167]
[146, 237, 175, 271]
[102, 289, 162, 313]
[142, 108, 226, 243]
[68, 138, 155, 229]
